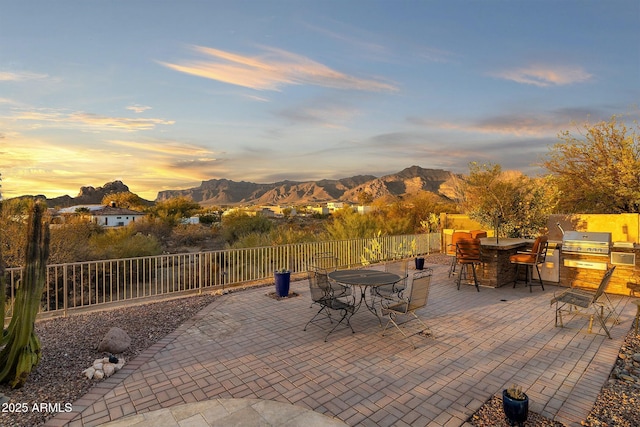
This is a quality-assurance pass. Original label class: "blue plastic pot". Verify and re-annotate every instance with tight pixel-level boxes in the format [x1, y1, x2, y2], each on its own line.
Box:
[274, 271, 291, 297]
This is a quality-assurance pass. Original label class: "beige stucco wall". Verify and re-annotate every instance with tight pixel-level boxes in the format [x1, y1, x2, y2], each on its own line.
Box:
[548, 213, 640, 243]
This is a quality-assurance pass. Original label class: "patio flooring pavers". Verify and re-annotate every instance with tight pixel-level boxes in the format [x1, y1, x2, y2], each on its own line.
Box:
[46, 264, 637, 427]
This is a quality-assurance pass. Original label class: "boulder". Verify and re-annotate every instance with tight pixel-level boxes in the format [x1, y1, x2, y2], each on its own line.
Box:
[97, 327, 131, 353]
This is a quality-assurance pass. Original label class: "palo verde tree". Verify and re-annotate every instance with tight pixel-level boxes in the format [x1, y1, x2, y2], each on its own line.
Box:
[458, 163, 555, 238]
[543, 116, 640, 213]
[0, 201, 50, 388]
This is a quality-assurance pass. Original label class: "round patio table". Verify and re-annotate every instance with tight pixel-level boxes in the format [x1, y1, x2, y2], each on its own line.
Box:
[328, 269, 401, 286]
[328, 269, 402, 318]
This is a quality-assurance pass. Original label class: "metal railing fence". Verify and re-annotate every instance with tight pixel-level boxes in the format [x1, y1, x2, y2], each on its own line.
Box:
[3, 233, 440, 321]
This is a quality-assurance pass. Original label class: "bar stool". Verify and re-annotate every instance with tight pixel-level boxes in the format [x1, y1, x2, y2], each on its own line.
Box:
[455, 238, 481, 292]
[448, 231, 472, 277]
[510, 235, 548, 292]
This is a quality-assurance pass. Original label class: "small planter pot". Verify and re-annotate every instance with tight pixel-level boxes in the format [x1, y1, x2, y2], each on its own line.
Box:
[415, 257, 425, 270]
[502, 389, 529, 427]
[274, 271, 291, 297]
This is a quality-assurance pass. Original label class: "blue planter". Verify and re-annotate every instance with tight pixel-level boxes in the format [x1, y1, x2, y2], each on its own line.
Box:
[415, 257, 425, 270]
[274, 271, 291, 297]
[502, 389, 528, 427]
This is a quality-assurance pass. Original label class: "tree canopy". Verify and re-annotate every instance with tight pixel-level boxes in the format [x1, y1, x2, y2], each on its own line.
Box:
[458, 163, 554, 238]
[543, 116, 640, 213]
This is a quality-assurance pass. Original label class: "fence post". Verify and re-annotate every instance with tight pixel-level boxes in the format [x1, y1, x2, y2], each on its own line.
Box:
[198, 252, 203, 294]
[63, 264, 68, 317]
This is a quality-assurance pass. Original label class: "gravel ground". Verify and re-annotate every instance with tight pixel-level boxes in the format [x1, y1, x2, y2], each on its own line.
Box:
[0, 294, 217, 427]
[1, 254, 639, 427]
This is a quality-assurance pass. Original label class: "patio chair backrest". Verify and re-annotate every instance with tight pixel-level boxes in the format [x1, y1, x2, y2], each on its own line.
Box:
[407, 269, 432, 311]
[456, 238, 481, 263]
[448, 231, 472, 256]
[386, 258, 408, 278]
[307, 268, 331, 303]
[470, 230, 487, 239]
[592, 266, 616, 303]
[312, 252, 338, 271]
[532, 235, 549, 263]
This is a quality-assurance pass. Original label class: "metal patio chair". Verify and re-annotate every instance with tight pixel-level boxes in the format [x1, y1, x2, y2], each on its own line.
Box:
[370, 258, 410, 313]
[550, 266, 619, 338]
[312, 251, 339, 271]
[381, 269, 433, 349]
[510, 235, 548, 292]
[304, 267, 356, 342]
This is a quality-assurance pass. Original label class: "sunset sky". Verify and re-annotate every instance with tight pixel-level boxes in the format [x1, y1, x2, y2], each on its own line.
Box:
[1, 0, 638, 201]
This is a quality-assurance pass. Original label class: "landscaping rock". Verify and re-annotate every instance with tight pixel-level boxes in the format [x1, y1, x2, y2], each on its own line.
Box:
[97, 327, 131, 353]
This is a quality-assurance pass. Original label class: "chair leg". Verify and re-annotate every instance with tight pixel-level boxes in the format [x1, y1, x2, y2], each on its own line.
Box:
[534, 265, 545, 291]
[324, 308, 355, 342]
[513, 264, 519, 288]
[448, 256, 457, 278]
[471, 263, 480, 292]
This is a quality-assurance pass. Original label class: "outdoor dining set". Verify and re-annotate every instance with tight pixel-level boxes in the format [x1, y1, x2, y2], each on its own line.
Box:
[303, 252, 433, 348]
[303, 229, 624, 346]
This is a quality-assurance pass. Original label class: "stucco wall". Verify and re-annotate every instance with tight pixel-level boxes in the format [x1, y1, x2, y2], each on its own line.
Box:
[548, 213, 640, 243]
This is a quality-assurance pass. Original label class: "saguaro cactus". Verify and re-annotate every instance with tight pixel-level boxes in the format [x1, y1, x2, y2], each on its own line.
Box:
[0, 201, 50, 388]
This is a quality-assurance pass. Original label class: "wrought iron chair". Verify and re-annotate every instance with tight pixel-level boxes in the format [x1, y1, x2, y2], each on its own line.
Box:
[309, 252, 352, 300]
[304, 267, 356, 342]
[455, 238, 481, 292]
[550, 266, 619, 338]
[312, 251, 339, 271]
[370, 259, 409, 312]
[448, 231, 472, 277]
[510, 235, 548, 292]
[381, 269, 433, 349]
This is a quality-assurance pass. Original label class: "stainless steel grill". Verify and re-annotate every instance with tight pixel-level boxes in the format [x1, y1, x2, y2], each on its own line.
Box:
[562, 231, 611, 256]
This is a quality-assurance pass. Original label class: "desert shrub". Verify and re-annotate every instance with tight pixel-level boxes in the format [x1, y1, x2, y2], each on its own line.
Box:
[170, 224, 214, 247]
[324, 208, 380, 240]
[49, 220, 103, 264]
[221, 212, 273, 244]
[89, 227, 162, 260]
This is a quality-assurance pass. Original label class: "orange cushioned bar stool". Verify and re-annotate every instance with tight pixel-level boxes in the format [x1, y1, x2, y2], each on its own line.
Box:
[509, 235, 548, 292]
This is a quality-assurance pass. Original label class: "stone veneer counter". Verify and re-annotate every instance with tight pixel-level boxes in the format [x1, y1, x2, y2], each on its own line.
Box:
[476, 238, 530, 288]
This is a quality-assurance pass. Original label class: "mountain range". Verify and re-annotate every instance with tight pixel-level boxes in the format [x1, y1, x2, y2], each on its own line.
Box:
[40, 166, 458, 207]
[156, 165, 457, 206]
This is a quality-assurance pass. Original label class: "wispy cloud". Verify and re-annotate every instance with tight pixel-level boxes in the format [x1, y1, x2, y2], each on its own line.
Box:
[491, 64, 593, 87]
[10, 108, 174, 131]
[0, 71, 48, 82]
[409, 108, 604, 137]
[160, 45, 398, 92]
[276, 96, 359, 129]
[126, 104, 152, 113]
[109, 139, 215, 157]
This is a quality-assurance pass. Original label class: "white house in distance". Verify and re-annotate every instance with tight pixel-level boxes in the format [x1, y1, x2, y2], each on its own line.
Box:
[57, 203, 146, 227]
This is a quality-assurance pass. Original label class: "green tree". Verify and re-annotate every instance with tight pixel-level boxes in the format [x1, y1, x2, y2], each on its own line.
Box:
[150, 197, 201, 225]
[357, 190, 374, 206]
[101, 192, 149, 211]
[543, 116, 640, 213]
[0, 201, 50, 388]
[459, 163, 554, 238]
[324, 207, 379, 240]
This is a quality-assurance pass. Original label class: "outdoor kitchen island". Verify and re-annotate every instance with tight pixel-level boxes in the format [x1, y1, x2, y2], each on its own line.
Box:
[475, 237, 529, 288]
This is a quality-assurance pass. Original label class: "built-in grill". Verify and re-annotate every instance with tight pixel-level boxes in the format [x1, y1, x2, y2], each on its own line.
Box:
[561, 231, 612, 256]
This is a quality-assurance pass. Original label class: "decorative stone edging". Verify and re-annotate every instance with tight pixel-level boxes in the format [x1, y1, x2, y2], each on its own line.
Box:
[82, 356, 125, 380]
